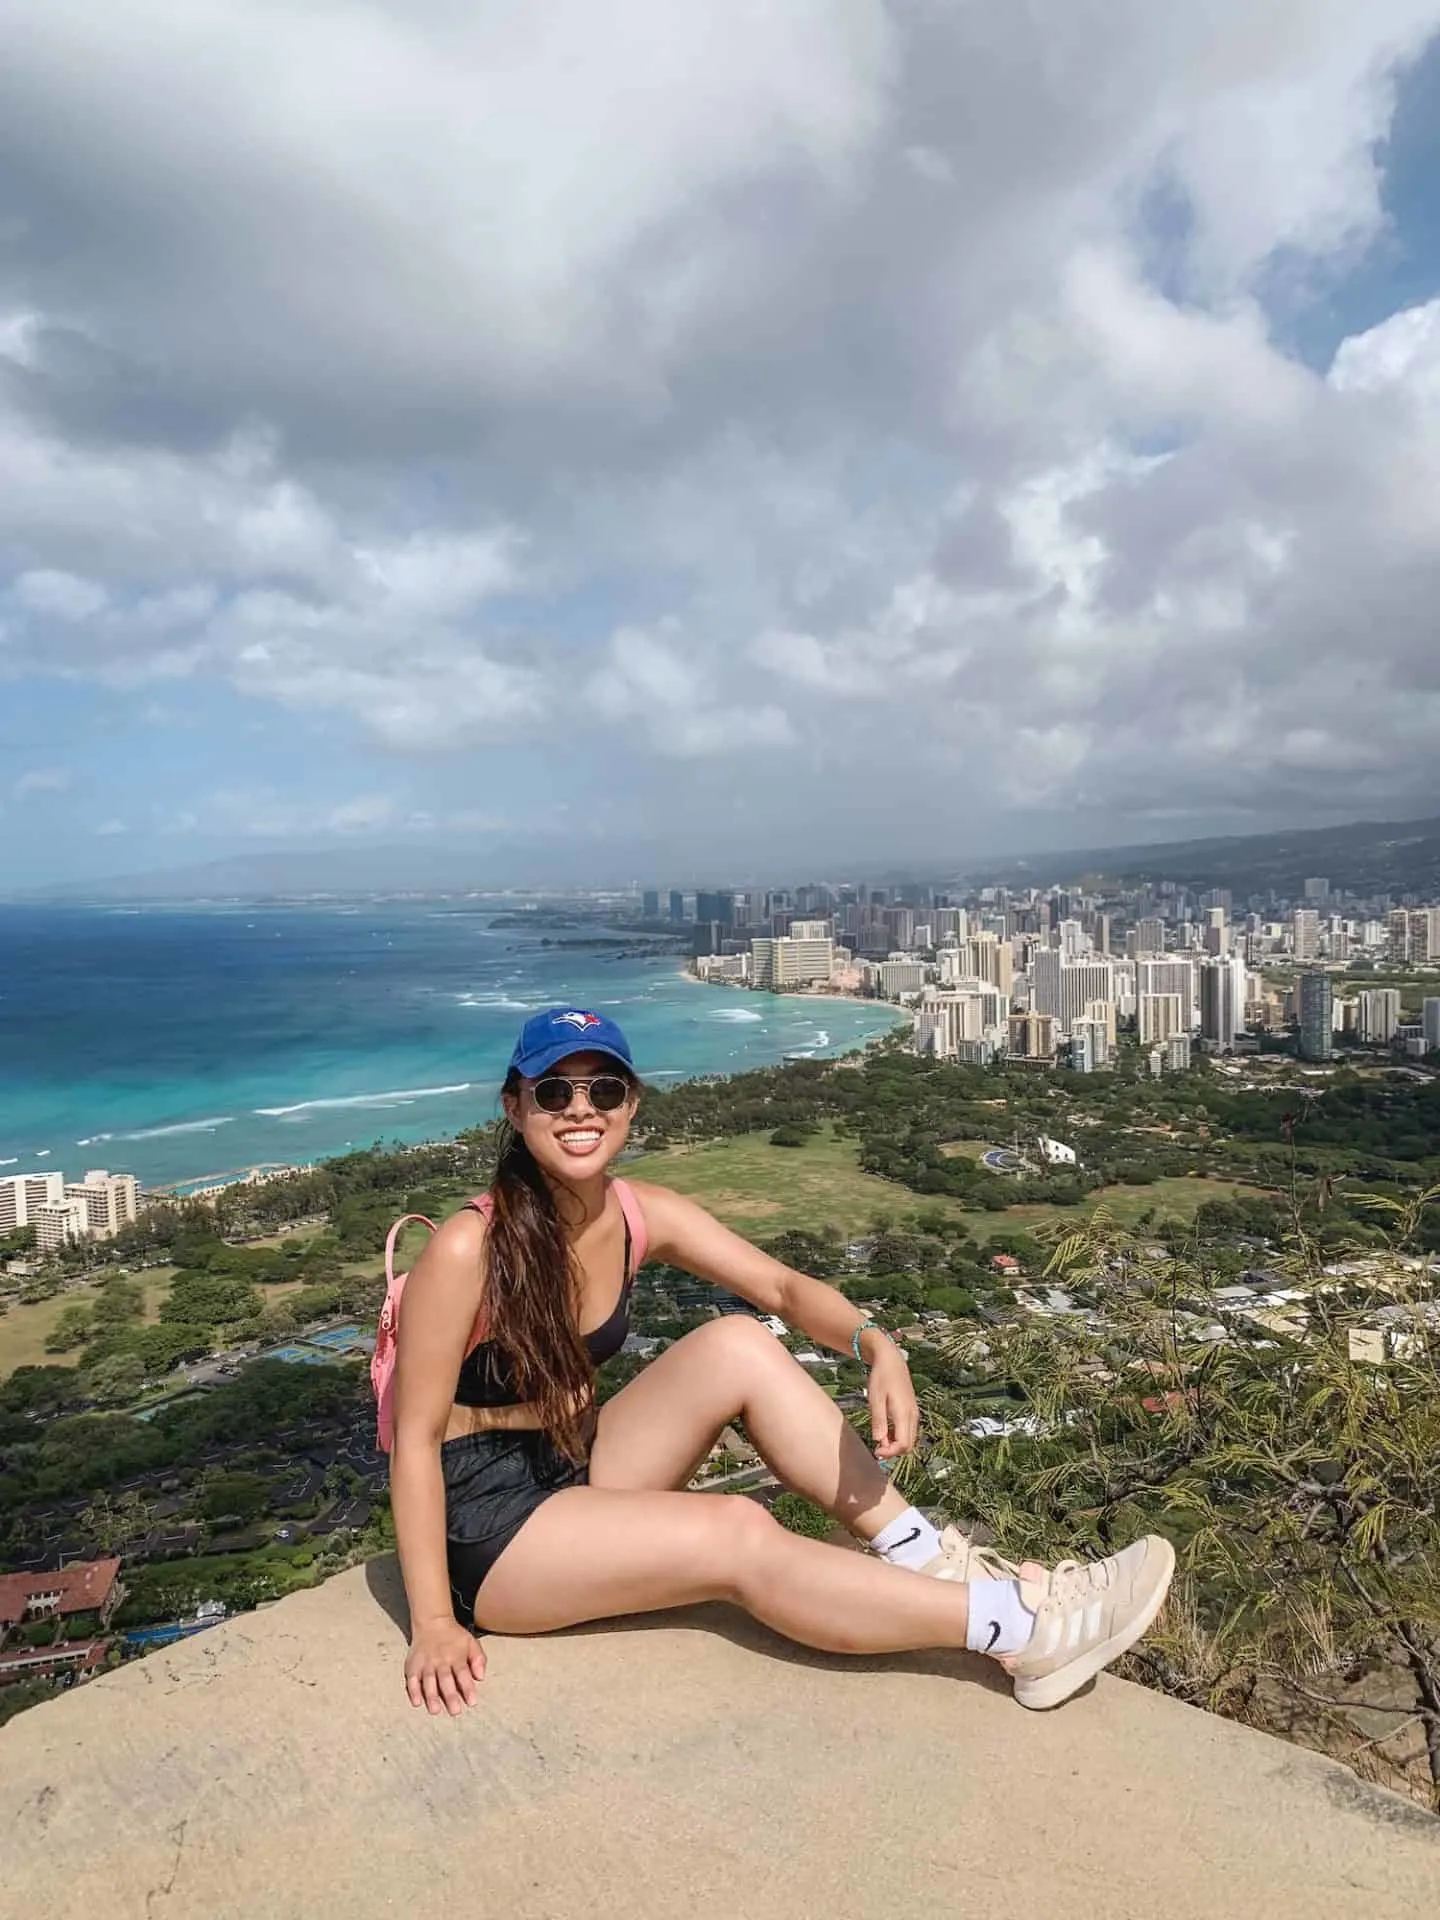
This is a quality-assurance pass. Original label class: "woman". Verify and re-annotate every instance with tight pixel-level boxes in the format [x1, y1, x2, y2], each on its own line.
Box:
[389, 1006, 1174, 1717]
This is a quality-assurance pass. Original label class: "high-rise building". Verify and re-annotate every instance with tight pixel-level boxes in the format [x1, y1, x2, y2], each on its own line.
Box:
[749, 935, 835, 991]
[1070, 1017, 1110, 1074]
[696, 891, 735, 928]
[866, 958, 926, 1000]
[1199, 954, 1248, 1050]
[881, 907, 916, 951]
[668, 890, 686, 924]
[1136, 957, 1196, 1022]
[1297, 971, 1333, 1060]
[1408, 907, 1440, 963]
[62, 1170, 140, 1239]
[1303, 877, 1331, 904]
[33, 1201, 90, 1252]
[1058, 919, 1087, 959]
[1029, 953, 1114, 1037]
[1084, 998, 1118, 1046]
[1386, 909, 1411, 962]
[914, 986, 1007, 1058]
[963, 932, 1014, 999]
[1138, 993, 1186, 1046]
[1007, 1011, 1056, 1059]
[0, 1172, 65, 1234]
[1422, 997, 1440, 1052]
[1357, 988, 1402, 1046]
[1135, 918, 1167, 954]
[1292, 910, 1320, 962]
[641, 890, 660, 920]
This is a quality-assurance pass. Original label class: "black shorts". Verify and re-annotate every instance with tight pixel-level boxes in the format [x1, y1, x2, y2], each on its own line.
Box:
[442, 1428, 588, 1625]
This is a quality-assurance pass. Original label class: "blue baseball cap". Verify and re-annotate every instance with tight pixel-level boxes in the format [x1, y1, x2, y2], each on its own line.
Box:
[508, 1006, 636, 1081]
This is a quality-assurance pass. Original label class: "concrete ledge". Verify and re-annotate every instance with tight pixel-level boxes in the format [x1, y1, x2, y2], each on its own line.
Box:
[2, 1556, 1436, 1920]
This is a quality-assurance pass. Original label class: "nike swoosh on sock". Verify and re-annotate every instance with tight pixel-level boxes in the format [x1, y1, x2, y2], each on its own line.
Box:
[887, 1526, 922, 1551]
[984, 1619, 1002, 1653]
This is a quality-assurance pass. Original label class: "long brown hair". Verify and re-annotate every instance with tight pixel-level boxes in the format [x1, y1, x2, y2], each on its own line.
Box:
[482, 1065, 635, 1460]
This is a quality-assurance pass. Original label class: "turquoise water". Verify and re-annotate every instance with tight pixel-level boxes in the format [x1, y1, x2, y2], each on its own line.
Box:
[0, 905, 905, 1190]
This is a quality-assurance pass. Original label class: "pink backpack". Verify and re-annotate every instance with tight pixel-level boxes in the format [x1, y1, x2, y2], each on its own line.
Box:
[370, 1179, 649, 1452]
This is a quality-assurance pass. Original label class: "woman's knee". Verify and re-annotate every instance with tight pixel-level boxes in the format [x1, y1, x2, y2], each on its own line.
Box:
[684, 1313, 789, 1378]
[700, 1493, 783, 1603]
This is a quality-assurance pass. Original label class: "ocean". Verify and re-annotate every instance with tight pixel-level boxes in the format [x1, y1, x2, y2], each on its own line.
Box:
[0, 905, 905, 1191]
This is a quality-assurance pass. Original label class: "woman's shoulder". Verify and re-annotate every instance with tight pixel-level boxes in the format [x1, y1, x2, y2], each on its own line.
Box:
[423, 1199, 491, 1263]
[611, 1176, 708, 1233]
[611, 1173, 670, 1207]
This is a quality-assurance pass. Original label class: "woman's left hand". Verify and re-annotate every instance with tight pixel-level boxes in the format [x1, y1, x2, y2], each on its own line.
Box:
[867, 1346, 919, 1459]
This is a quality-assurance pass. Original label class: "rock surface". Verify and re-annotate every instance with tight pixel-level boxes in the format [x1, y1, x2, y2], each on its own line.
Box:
[2, 1555, 1437, 1919]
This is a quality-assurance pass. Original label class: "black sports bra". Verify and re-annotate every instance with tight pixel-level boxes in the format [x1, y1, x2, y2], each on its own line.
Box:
[452, 1218, 634, 1409]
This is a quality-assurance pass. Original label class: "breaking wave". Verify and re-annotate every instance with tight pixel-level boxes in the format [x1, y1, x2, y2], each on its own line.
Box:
[254, 1083, 474, 1120]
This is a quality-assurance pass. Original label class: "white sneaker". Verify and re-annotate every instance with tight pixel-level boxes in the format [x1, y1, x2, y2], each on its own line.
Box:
[1007, 1535, 1176, 1711]
[917, 1524, 1021, 1583]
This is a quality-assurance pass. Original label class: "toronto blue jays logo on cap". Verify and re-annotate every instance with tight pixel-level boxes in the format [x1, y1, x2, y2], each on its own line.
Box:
[554, 1009, 602, 1032]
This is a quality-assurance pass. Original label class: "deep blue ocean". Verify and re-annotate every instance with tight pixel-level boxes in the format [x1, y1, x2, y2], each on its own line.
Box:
[0, 905, 903, 1191]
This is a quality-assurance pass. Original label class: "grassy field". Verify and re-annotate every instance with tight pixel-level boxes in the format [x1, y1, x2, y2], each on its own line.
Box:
[0, 1268, 342, 1380]
[0, 1139, 1252, 1374]
[624, 1127, 1249, 1243]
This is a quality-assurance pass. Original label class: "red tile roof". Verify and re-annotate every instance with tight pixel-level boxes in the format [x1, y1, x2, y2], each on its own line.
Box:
[0, 1638, 110, 1681]
[0, 1558, 121, 1625]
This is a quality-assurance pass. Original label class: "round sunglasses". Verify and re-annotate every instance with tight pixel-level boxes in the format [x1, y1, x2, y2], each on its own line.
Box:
[529, 1072, 632, 1114]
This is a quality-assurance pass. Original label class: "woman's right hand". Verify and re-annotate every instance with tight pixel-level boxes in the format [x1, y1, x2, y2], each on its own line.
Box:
[405, 1617, 487, 1714]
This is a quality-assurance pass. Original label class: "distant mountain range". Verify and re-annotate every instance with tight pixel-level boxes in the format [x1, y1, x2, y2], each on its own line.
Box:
[9, 810, 1440, 903]
[962, 813, 1440, 898]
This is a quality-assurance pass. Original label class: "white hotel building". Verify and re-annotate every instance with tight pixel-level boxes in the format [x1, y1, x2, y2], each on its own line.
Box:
[1, 1169, 140, 1251]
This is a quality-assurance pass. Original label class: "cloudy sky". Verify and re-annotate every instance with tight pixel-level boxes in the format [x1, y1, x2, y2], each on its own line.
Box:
[3, 2, 1440, 889]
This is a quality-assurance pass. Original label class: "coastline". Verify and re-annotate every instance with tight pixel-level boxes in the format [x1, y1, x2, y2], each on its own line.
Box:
[139, 992, 908, 1202]
[0, 911, 907, 1197]
[676, 962, 910, 1020]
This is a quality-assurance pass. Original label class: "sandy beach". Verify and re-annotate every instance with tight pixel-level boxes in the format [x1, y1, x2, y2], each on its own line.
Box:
[676, 964, 910, 1021]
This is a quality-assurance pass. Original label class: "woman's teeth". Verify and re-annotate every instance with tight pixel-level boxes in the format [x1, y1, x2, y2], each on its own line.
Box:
[558, 1129, 602, 1151]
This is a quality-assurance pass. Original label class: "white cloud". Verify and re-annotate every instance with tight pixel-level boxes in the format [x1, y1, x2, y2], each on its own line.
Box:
[589, 625, 796, 758]
[13, 570, 109, 619]
[14, 766, 72, 796]
[194, 788, 404, 840]
[1329, 296, 1440, 404]
[2, 1, 1440, 862]
[95, 817, 127, 835]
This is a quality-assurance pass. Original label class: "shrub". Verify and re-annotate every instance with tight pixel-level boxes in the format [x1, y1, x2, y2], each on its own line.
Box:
[771, 1492, 835, 1540]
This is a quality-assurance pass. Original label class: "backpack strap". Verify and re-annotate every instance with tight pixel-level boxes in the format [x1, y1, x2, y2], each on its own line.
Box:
[384, 1213, 437, 1286]
[611, 1178, 649, 1272]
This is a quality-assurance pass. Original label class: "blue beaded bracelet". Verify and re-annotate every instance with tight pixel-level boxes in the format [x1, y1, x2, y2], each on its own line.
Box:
[851, 1321, 881, 1366]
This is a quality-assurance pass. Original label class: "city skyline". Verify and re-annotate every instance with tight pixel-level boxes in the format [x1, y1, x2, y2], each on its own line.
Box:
[3, 8, 1440, 889]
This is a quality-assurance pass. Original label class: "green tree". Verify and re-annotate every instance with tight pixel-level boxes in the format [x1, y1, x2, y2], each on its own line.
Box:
[200, 1471, 272, 1529]
[91, 1275, 144, 1327]
[43, 1301, 95, 1353]
[919, 1187, 1440, 1812]
[161, 1270, 262, 1329]
[81, 1351, 147, 1406]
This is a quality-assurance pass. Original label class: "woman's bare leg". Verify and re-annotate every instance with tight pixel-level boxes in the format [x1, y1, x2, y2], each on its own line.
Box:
[589, 1316, 909, 1538]
[474, 1483, 974, 1655]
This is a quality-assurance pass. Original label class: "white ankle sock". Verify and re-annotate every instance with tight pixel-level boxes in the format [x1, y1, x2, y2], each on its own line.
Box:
[870, 1506, 942, 1571]
[964, 1577, 1037, 1656]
